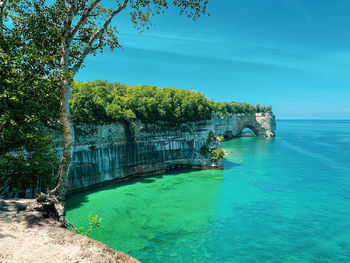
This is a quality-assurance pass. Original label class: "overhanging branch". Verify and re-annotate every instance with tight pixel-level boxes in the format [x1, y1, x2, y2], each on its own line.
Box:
[72, 0, 129, 73]
[69, 0, 102, 42]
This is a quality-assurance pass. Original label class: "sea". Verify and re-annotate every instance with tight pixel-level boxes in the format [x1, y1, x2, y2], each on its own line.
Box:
[66, 120, 350, 263]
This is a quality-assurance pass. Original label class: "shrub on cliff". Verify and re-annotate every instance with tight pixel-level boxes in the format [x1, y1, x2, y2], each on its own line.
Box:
[200, 132, 225, 163]
[211, 148, 225, 162]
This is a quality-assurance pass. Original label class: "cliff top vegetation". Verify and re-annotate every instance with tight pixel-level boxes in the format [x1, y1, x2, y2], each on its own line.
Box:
[70, 80, 272, 124]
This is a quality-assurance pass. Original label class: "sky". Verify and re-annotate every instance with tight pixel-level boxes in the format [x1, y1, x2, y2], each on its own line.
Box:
[76, 0, 350, 119]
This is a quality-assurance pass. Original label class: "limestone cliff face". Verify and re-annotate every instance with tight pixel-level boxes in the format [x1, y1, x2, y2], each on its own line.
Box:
[61, 113, 275, 193]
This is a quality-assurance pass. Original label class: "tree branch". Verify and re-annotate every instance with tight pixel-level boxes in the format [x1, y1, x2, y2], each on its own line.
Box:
[60, 1, 75, 71]
[72, 0, 129, 73]
[69, 0, 102, 42]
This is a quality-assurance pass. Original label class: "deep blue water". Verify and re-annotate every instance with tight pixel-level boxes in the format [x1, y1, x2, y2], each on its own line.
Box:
[67, 120, 350, 262]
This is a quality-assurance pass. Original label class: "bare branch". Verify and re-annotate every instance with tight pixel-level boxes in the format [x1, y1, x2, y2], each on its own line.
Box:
[69, 0, 102, 42]
[72, 0, 129, 73]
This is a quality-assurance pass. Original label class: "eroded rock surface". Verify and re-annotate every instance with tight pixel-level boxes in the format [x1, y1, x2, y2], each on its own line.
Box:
[62, 113, 275, 193]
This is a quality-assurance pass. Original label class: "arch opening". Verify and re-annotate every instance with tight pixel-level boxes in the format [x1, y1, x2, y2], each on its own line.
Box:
[240, 127, 256, 137]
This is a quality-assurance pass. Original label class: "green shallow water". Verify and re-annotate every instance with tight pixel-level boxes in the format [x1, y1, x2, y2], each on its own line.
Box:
[66, 120, 350, 262]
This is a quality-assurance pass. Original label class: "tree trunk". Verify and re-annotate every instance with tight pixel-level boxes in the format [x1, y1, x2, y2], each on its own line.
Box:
[50, 39, 74, 203]
[38, 76, 74, 223]
[0, 1, 6, 37]
[36, 72, 73, 223]
[50, 77, 74, 201]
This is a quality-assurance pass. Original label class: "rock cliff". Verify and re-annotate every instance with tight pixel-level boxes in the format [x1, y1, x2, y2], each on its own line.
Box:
[1, 113, 275, 198]
[60, 113, 275, 194]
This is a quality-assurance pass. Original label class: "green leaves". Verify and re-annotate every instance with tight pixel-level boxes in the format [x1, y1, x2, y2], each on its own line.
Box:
[0, 1, 61, 194]
[70, 80, 214, 124]
[69, 80, 273, 125]
[210, 148, 225, 162]
[129, 0, 208, 32]
[68, 213, 103, 237]
[0, 70, 60, 193]
[214, 101, 273, 118]
[200, 131, 225, 163]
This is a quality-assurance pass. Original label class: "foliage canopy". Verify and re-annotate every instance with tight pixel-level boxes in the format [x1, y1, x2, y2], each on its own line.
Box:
[70, 80, 273, 124]
[70, 80, 214, 123]
[0, 1, 61, 194]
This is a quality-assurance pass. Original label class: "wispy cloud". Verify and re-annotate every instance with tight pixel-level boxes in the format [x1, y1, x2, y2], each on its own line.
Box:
[120, 32, 219, 44]
[118, 31, 350, 75]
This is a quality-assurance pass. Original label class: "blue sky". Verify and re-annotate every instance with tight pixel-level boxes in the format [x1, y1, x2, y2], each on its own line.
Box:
[76, 0, 350, 119]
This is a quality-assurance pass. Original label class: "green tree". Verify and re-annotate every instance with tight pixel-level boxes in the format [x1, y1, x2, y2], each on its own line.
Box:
[214, 101, 272, 117]
[70, 81, 215, 124]
[0, 1, 61, 195]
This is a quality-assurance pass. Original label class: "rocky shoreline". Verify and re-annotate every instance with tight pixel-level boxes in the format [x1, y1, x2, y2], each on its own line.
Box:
[0, 199, 140, 263]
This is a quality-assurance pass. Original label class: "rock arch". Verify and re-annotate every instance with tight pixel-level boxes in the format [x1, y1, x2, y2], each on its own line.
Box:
[214, 113, 276, 139]
[236, 113, 275, 137]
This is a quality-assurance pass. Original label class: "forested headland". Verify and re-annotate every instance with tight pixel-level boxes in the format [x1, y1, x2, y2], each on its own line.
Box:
[1, 0, 272, 209]
[70, 80, 273, 124]
[1, 77, 272, 195]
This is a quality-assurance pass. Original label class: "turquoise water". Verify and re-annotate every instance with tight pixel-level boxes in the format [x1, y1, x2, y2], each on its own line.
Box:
[66, 120, 350, 262]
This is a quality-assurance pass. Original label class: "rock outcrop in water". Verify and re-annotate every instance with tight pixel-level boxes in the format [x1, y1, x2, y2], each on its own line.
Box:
[59, 113, 275, 194]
